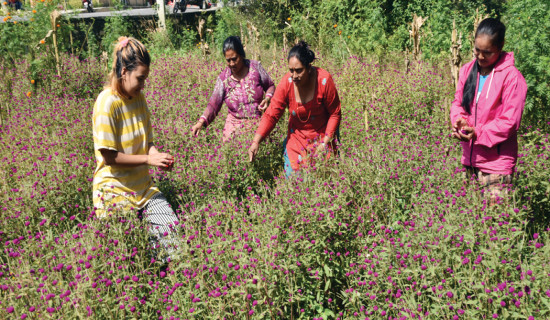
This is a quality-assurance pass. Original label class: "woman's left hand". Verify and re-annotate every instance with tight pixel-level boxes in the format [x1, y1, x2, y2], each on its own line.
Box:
[258, 97, 271, 112]
[315, 142, 327, 155]
[457, 125, 475, 141]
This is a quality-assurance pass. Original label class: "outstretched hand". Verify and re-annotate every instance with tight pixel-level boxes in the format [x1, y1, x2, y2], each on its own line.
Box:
[191, 120, 205, 137]
[248, 142, 259, 162]
[258, 97, 271, 112]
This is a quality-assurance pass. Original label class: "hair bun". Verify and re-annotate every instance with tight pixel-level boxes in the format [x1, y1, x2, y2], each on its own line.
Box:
[288, 40, 316, 67]
[297, 40, 309, 48]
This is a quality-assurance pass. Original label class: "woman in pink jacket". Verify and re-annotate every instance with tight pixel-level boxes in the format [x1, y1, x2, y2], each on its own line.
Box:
[451, 18, 527, 202]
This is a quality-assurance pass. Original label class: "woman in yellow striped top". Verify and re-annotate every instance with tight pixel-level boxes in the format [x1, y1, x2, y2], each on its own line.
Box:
[92, 37, 179, 265]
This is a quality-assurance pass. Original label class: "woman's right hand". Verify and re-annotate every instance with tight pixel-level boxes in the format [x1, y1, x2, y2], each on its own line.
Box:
[147, 153, 174, 169]
[248, 141, 260, 162]
[192, 120, 204, 136]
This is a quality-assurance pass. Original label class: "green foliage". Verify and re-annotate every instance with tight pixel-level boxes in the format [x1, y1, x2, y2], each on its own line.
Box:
[83, 21, 102, 59]
[101, 13, 132, 57]
[0, 2, 51, 62]
[215, 0, 549, 124]
[212, 7, 241, 48]
[503, 0, 550, 125]
[0, 1, 58, 86]
[224, 0, 501, 59]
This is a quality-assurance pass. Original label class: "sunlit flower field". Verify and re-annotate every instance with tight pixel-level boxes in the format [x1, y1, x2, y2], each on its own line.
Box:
[1, 52, 549, 319]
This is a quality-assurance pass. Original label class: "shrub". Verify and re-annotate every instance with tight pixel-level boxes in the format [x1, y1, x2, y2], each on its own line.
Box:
[503, 0, 550, 125]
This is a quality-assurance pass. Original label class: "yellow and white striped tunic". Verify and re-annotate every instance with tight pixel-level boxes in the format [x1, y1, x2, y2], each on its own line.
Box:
[92, 89, 159, 217]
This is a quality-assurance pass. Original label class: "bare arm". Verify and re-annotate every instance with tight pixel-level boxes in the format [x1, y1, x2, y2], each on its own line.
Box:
[100, 148, 173, 168]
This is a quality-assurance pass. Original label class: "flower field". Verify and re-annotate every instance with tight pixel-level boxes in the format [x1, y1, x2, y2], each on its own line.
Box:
[1, 52, 549, 319]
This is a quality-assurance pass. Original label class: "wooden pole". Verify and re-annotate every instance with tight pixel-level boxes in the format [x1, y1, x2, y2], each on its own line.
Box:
[1, 1, 8, 14]
[50, 10, 61, 77]
[157, 0, 166, 30]
[450, 19, 462, 89]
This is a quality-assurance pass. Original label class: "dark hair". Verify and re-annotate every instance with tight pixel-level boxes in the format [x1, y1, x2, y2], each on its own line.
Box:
[109, 37, 150, 98]
[222, 36, 246, 58]
[461, 18, 506, 113]
[288, 41, 315, 68]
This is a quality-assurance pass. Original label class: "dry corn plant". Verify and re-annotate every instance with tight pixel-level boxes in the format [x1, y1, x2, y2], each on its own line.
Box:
[101, 51, 109, 74]
[246, 21, 260, 61]
[197, 18, 210, 56]
[450, 19, 462, 89]
[409, 14, 428, 61]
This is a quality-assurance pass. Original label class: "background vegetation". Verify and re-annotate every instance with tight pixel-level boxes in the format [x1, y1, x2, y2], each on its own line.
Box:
[217, 0, 549, 124]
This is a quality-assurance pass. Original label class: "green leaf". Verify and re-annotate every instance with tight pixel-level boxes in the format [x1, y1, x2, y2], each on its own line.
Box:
[324, 278, 331, 292]
[323, 264, 332, 277]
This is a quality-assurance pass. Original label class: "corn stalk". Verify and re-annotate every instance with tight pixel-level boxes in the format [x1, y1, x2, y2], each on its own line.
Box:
[409, 14, 428, 61]
[450, 19, 462, 89]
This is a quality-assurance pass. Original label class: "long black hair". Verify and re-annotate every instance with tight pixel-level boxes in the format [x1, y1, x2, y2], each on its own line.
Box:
[461, 18, 506, 114]
[222, 36, 246, 58]
[288, 41, 316, 68]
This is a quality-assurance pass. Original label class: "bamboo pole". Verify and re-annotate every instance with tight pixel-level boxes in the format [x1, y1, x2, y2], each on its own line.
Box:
[450, 19, 462, 89]
[50, 10, 61, 77]
[157, 0, 166, 30]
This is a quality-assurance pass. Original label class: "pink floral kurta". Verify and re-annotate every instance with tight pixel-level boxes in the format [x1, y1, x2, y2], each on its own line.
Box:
[200, 60, 275, 125]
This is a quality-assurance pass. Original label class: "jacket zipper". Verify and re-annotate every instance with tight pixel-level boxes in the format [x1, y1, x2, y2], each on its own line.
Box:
[469, 99, 477, 167]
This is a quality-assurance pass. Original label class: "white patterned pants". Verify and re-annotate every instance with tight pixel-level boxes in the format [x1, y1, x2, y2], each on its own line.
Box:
[139, 193, 180, 263]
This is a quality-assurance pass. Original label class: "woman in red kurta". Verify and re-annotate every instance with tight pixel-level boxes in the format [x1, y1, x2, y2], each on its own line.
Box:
[248, 41, 341, 176]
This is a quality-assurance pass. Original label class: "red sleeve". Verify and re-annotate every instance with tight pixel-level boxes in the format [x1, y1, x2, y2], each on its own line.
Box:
[323, 74, 341, 138]
[256, 74, 291, 138]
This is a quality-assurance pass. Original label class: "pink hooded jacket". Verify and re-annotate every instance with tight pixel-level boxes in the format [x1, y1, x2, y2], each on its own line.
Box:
[451, 52, 527, 175]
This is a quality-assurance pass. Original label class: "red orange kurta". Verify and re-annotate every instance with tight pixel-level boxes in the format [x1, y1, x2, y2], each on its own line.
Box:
[256, 67, 341, 171]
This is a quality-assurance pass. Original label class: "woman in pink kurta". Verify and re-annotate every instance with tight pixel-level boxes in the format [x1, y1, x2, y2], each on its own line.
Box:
[192, 36, 275, 142]
[248, 41, 341, 176]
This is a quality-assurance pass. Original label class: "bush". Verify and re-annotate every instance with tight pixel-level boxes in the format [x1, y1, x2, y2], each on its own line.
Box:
[503, 0, 550, 125]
